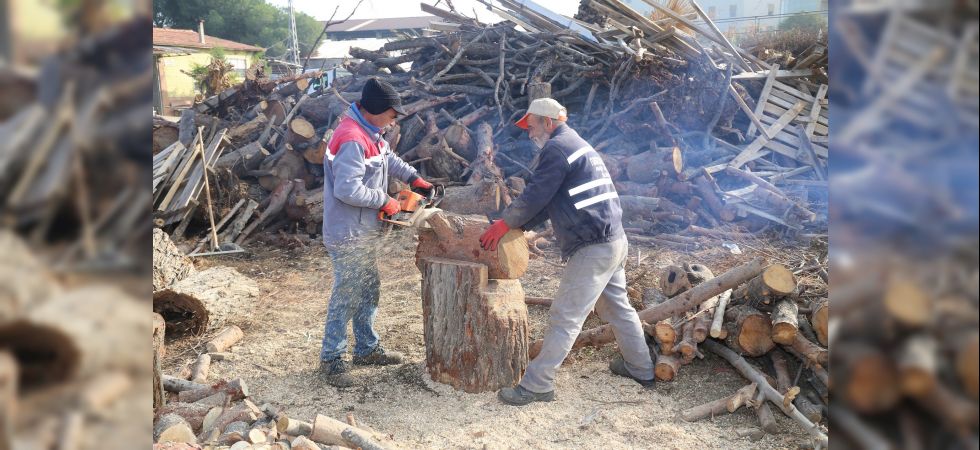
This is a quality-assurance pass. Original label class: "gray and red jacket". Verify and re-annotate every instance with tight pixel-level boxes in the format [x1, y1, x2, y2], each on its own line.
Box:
[501, 123, 625, 259]
[321, 113, 419, 249]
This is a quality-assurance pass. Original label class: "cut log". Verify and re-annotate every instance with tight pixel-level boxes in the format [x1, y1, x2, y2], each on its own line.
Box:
[898, 334, 938, 398]
[787, 333, 827, 366]
[437, 180, 504, 215]
[0, 286, 145, 390]
[909, 377, 979, 434]
[255, 149, 307, 192]
[659, 265, 691, 297]
[237, 179, 297, 244]
[771, 350, 821, 423]
[219, 421, 248, 445]
[0, 352, 16, 448]
[619, 196, 662, 221]
[625, 147, 683, 183]
[277, 416, 313, 437]
[654, 353, 682, 381]
[155, 402, 212, 432]
[724, 305, 774, 357]
[673, 319, 697, 363]
[310, 414, 388, 448]
[703, 340, 827, 446]
[286, 117, 316, 147]
[466, 122, 502, 183]
[214, 141, 270, 178]
[153, 313, 166, 410]
[680, 383, 757, 422]
[532, 257, 767, 358]
[291, 436, 320, 450]
[416, 212, 528, 280]
[81, 371, 132, 412]
[958, 331, 979, 399]
[161, 376, 206, 393]
[416, 133, 465, 181]
[692, 173, 735, 222]
[731, 264, 797, 307]
[341, 427, 389, 450]
[654, 319, 677, 354]
[883, 278, 931, 328]
[839, 344, 900, 414]
[154, 414, 197, 444]
[809, 298, 828, 346]
[709, 289, 732, 338]
[206, 326, 245, 353]
[152, 267, 258, 336]
[177, 378, 249, 403]
[420, 258, 528, 393]
[770, 299, 799, 345]
[189, 353, 210, 384]
[226, 114, 268, 147]
[153, 228, 196, 292]
[754, 392, 779, 434]
[211, 401, 261, 435]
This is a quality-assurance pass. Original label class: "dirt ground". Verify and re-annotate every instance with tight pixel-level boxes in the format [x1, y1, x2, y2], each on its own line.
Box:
[163, 231, 820, 449]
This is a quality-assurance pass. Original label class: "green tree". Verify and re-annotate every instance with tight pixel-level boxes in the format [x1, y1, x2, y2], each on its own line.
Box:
[153, 0, 322, 60]
[778, 13, 827, 32]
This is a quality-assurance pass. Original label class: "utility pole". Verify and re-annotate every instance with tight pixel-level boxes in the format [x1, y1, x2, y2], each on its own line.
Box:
[288, 0, 300, 68]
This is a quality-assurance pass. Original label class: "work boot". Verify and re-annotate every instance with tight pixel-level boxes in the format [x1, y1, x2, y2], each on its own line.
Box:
[318, 358, 355, 388]
[497, 385, 555, 406]
[352, 346, 404, 366]
[609, 355, 655, 388]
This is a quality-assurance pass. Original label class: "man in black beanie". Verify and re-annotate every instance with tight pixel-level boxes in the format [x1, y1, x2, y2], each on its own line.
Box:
[318, 77, 433, 387]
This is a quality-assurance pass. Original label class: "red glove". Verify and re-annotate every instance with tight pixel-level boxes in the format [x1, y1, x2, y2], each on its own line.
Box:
[380, 198, 400, 217]
[411, 177, 433, 191]
[479, 219, 511, 251]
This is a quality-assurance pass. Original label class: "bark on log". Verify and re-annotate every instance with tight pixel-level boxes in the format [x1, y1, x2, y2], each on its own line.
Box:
[625, 147, 683, 183]
[206, 326, 245, 353]
[226, 114, 268, 147]
[692, 173, 735, 222]
[654, 353, 682, 381]
[958, 331, 979, 400]
[177, 378, 249, 403]
[898, 334, 938, 398]
[161, 376, 206, 393]
[674, 319, 698, 363]
[659, 265, 691, 297]
[531, 257, 767, 358]
[703, 340, 827, 446]
[154, 414, 197, 444]
[210, 401, 261, 436]
[416, 212, 528, 280]
[654, 319, 677, 355]
[276, 416, 313, 437]
[680, 383, 757, 422]
[438, 180, 504, 215]
[153, 228, 196, 292]
[152, 267, 259, 336]
[256, 150, 307, 192]
[770, 299, 799, 345]
[466, 122, 502, 183]
[787, 333, 828, 366]
[0, 286, 145, 390]
[238, 179, 297, 243]
[153, 313, 166, 410]
[724, 305, 774, 357]
[709, 290, 732, 338]
[420, 258, 528, 393]
[809, 298, 828, 347]
[754, 392, 779, 434]
[731, 264, 797, 308]
[310, 414, 388, 448]
[189, 354, 210, 384]
[214, 141, 270, 179]
[287, 117, 316, 147]
[416, 133, 465, 181]
[155, 402, 212, 432]
[619, 196, 662, 221]
[771, 350, 821, 423]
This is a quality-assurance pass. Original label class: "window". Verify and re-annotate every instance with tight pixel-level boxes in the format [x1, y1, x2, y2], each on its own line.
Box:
[768, 3, 775, 15]
[229, 57, 247, 79]
[707, 6, 716, 18]
[729, 4, 737, 17]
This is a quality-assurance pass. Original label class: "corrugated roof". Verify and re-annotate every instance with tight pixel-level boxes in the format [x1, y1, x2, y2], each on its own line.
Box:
[153, 27, 264, 52]
[324, 16, 435, 32]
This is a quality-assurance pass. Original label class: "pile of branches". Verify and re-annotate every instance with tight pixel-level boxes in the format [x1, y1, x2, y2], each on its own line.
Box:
[152, 1, 830, 253]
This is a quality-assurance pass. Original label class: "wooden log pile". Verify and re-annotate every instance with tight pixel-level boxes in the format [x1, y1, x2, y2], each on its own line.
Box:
[153, 315, 404, 450]
[150, 1, 831, 252]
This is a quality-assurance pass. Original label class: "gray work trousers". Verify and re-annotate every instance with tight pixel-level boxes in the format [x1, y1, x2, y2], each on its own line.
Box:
[520, 236, 654, 393]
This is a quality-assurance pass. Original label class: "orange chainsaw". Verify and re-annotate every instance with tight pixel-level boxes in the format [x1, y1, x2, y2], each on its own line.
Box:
[378, 185, 444, 229]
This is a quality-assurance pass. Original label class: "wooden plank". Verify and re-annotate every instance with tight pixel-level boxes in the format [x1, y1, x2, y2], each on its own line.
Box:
[763, 102, 829, 130]
[747, 64, 779, 138]
[685, 0, 752, 71]
[729, 101, 807, 168]
[795, 125, 825, 181]
[157, 132, 202, 211]
[732, 69, 815, 80]
[771, 80, 816, 103]
[172, 128, 227, 211]
[730, 84, 771, 140]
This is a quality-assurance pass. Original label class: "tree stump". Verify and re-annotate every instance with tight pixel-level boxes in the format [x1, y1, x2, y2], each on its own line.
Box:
[152, 267, 259, 336]
[153, 228, 196, 292]
[420, 257, 528, 393]
[416, 212, 528, 280]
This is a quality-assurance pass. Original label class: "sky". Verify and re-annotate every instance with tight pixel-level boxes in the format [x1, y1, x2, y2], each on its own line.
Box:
[265, 0, 579, 23]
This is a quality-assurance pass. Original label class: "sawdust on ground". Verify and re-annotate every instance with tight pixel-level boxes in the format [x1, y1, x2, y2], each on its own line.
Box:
[163, 232, 817, 449]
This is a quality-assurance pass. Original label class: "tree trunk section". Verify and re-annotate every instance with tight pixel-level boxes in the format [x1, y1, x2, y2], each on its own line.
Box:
[625, 147, 682, 183]
[770, 299, 799, 345]
[287, 117, 316, 148]
[153, 313, 166, 410]
[680, 383, 757, 422]
[724, 305, 774, 357]
[654, 353, 682, 381]
[809, 298, 828, 347]
[152, 267, 259, 336]
[420, 257, 529, 393]
[838, 344, 900, 414]
[732, 264, 797, 308]
[214, 141, 270, 179]
[416, 212, 528, 280]
[153, 228, 196, 292]
[226, 114, 268, 147]
[154, 414, 197, 444]
[787, 333, 828, 366]
[206, 326, 245, 353]
[438, 180, 504, 215]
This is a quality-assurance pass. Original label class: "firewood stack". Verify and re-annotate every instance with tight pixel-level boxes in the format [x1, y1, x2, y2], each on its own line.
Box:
[154, 328, 403, 450]
[527, 255, 830, 445]
[150, 1, 830, 252]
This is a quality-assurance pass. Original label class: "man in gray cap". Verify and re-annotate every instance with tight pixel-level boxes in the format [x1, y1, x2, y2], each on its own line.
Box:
[318, 77, 434, 387]
[480, 98, 655, 405]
